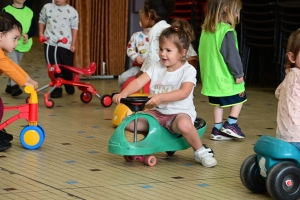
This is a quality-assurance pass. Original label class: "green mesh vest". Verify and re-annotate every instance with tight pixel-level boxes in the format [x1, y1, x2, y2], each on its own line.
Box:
[3, 5, 33, 52]
[199, 22, 245, 97]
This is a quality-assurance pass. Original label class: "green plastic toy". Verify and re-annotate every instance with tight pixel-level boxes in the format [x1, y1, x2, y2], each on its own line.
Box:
[108, 97, 206, 166]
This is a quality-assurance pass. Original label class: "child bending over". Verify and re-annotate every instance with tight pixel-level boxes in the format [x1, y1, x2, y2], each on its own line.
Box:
[0, 11, 38, 151]
[113, 19, 217, 168]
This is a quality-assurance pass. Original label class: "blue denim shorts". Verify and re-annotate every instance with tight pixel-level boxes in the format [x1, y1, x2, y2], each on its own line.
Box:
[290, 142, 300, 150]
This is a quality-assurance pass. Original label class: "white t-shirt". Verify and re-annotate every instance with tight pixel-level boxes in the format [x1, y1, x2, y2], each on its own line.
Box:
[39, 3, 79, 50]
[141, 20, 197, 72]
[145, 61, 197, 122]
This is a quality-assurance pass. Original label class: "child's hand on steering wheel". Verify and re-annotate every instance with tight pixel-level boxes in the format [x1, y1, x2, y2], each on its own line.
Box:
[146, 94, 161, 106]
[113, 92, 127, 104]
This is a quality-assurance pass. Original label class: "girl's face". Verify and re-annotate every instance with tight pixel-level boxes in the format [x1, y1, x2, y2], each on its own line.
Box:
[14, 0, 26, 4]
[0, 28, 21, 52]
[139, 7, 152, 28]
[54, 0, 67, 6]
[159, 38, 186, 70]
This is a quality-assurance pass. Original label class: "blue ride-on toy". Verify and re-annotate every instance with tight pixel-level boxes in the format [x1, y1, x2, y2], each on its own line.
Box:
[108, 96, 206, 167]
[240, 135, 300, 200]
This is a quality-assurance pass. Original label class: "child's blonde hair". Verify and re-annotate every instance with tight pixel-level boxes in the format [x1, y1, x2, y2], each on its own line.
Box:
[159, 18, 194, 54]
[285, 29, 300, 69]
[202, 0, 242, 33]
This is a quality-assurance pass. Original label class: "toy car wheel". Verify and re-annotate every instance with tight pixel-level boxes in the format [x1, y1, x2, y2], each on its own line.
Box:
[20, 125, 45, 150]
[144, 155, 156, 167]
[266, 161, 300, 200]
[123, 156, 134, 162]
[45, 99, 54, 108]
[240, 154, 267, 193]
[80, 92, 92, 103]
[166, 151, 176, 155]
[101, 94, 113, 107]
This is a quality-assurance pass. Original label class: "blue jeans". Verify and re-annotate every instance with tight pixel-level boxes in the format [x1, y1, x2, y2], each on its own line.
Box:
[290, 142, 300, 150]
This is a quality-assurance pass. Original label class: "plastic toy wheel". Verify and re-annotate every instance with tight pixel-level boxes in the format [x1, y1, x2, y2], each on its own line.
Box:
[123, 156, 134, 162]
[144, 155, 156, 167]
[101, 94, 113, 107]
[80, 92, 92, 103]
[20, 125, 45, 150]
[266, 161, 300, 200]
[166, 151, 176, 155]
[45, 99, 54, 108]
[240, 154, 267, 193]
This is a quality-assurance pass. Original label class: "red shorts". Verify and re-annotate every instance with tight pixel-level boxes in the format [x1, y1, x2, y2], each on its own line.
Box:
[145, 110, 177, 133]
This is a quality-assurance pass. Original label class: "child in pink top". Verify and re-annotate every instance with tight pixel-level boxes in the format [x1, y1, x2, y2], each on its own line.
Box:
[275, 29, 300, 150]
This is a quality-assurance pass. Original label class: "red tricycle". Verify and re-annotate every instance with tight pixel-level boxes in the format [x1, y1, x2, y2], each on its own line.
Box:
[37, 36, 113, 108]
[1, 86, 45, 150]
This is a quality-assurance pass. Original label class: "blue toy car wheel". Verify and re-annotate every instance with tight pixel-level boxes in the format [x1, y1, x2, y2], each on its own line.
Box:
[240, 154, 267, 194]
[20, 125, 45, 150]
[266, 161, 300, 200]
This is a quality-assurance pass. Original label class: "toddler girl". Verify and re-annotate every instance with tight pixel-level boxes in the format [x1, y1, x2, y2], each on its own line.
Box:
[113, 19, 217, 168]
[276, 29, 300, 150]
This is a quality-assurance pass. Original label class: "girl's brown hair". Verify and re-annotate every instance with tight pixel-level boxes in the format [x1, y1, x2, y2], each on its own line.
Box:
[159, 18, 194, 54]
[285, 29, 300, 69]
[202, 0, 242, 33]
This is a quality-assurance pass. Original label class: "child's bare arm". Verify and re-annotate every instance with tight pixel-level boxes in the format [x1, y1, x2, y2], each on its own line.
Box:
[38, 23, 45, 37]
[70, 29, 78, 52]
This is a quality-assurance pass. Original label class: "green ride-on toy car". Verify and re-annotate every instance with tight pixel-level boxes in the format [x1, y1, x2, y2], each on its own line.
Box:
[108, 96, 207, 167]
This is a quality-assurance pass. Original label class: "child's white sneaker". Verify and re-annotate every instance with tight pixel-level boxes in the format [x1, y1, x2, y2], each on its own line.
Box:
[194, 147, 217, 167]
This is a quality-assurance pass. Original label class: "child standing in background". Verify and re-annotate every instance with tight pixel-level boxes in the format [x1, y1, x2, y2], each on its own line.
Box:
[136, 0, 199, 77]
[275, 29, 300, 150]
[0, 11, 38, 151]
[3, 0, 36, 97]
[199, 0, 246, 141]
[118, 21, 150, 88]
[38, 0, 79, 98]
[113, 19, 217, 168]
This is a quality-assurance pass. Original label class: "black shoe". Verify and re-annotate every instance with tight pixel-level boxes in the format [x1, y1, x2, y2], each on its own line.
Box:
[64, 84, 75, 95]
[11, 85, 23, 96]
[50, 87, 63, 98]
[0, 129, 13, 142]
[0, 141, 12, 152]
[5, 85, 11, 94]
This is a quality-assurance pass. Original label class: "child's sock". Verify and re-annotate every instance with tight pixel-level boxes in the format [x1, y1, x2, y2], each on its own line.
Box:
[195, 146, 206, 153]
[228, 116, 237, 124]
[214, 122, 223, 130]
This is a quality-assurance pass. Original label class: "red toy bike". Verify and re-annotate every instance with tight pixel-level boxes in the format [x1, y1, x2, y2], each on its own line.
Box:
[1, 86, 45, 150]
[37, 36, 113, 108]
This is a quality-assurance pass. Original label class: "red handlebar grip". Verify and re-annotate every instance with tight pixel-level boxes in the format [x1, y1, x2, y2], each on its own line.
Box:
[58, 38, 68, 44]
[39, 36, 48, 43]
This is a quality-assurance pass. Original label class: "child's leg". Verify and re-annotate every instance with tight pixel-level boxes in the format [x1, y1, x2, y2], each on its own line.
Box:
[171, 114, 202, 150]
[118, 67, 140, 88]
[5, 51, 24, 96]
[171, 113, 217, 167]
[221, 103, 245, 138]
[0, 98, 12, 151]
[211, 106, 235, 140]
[57, 47, 74, 95]
[126, 118, 149, 132]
